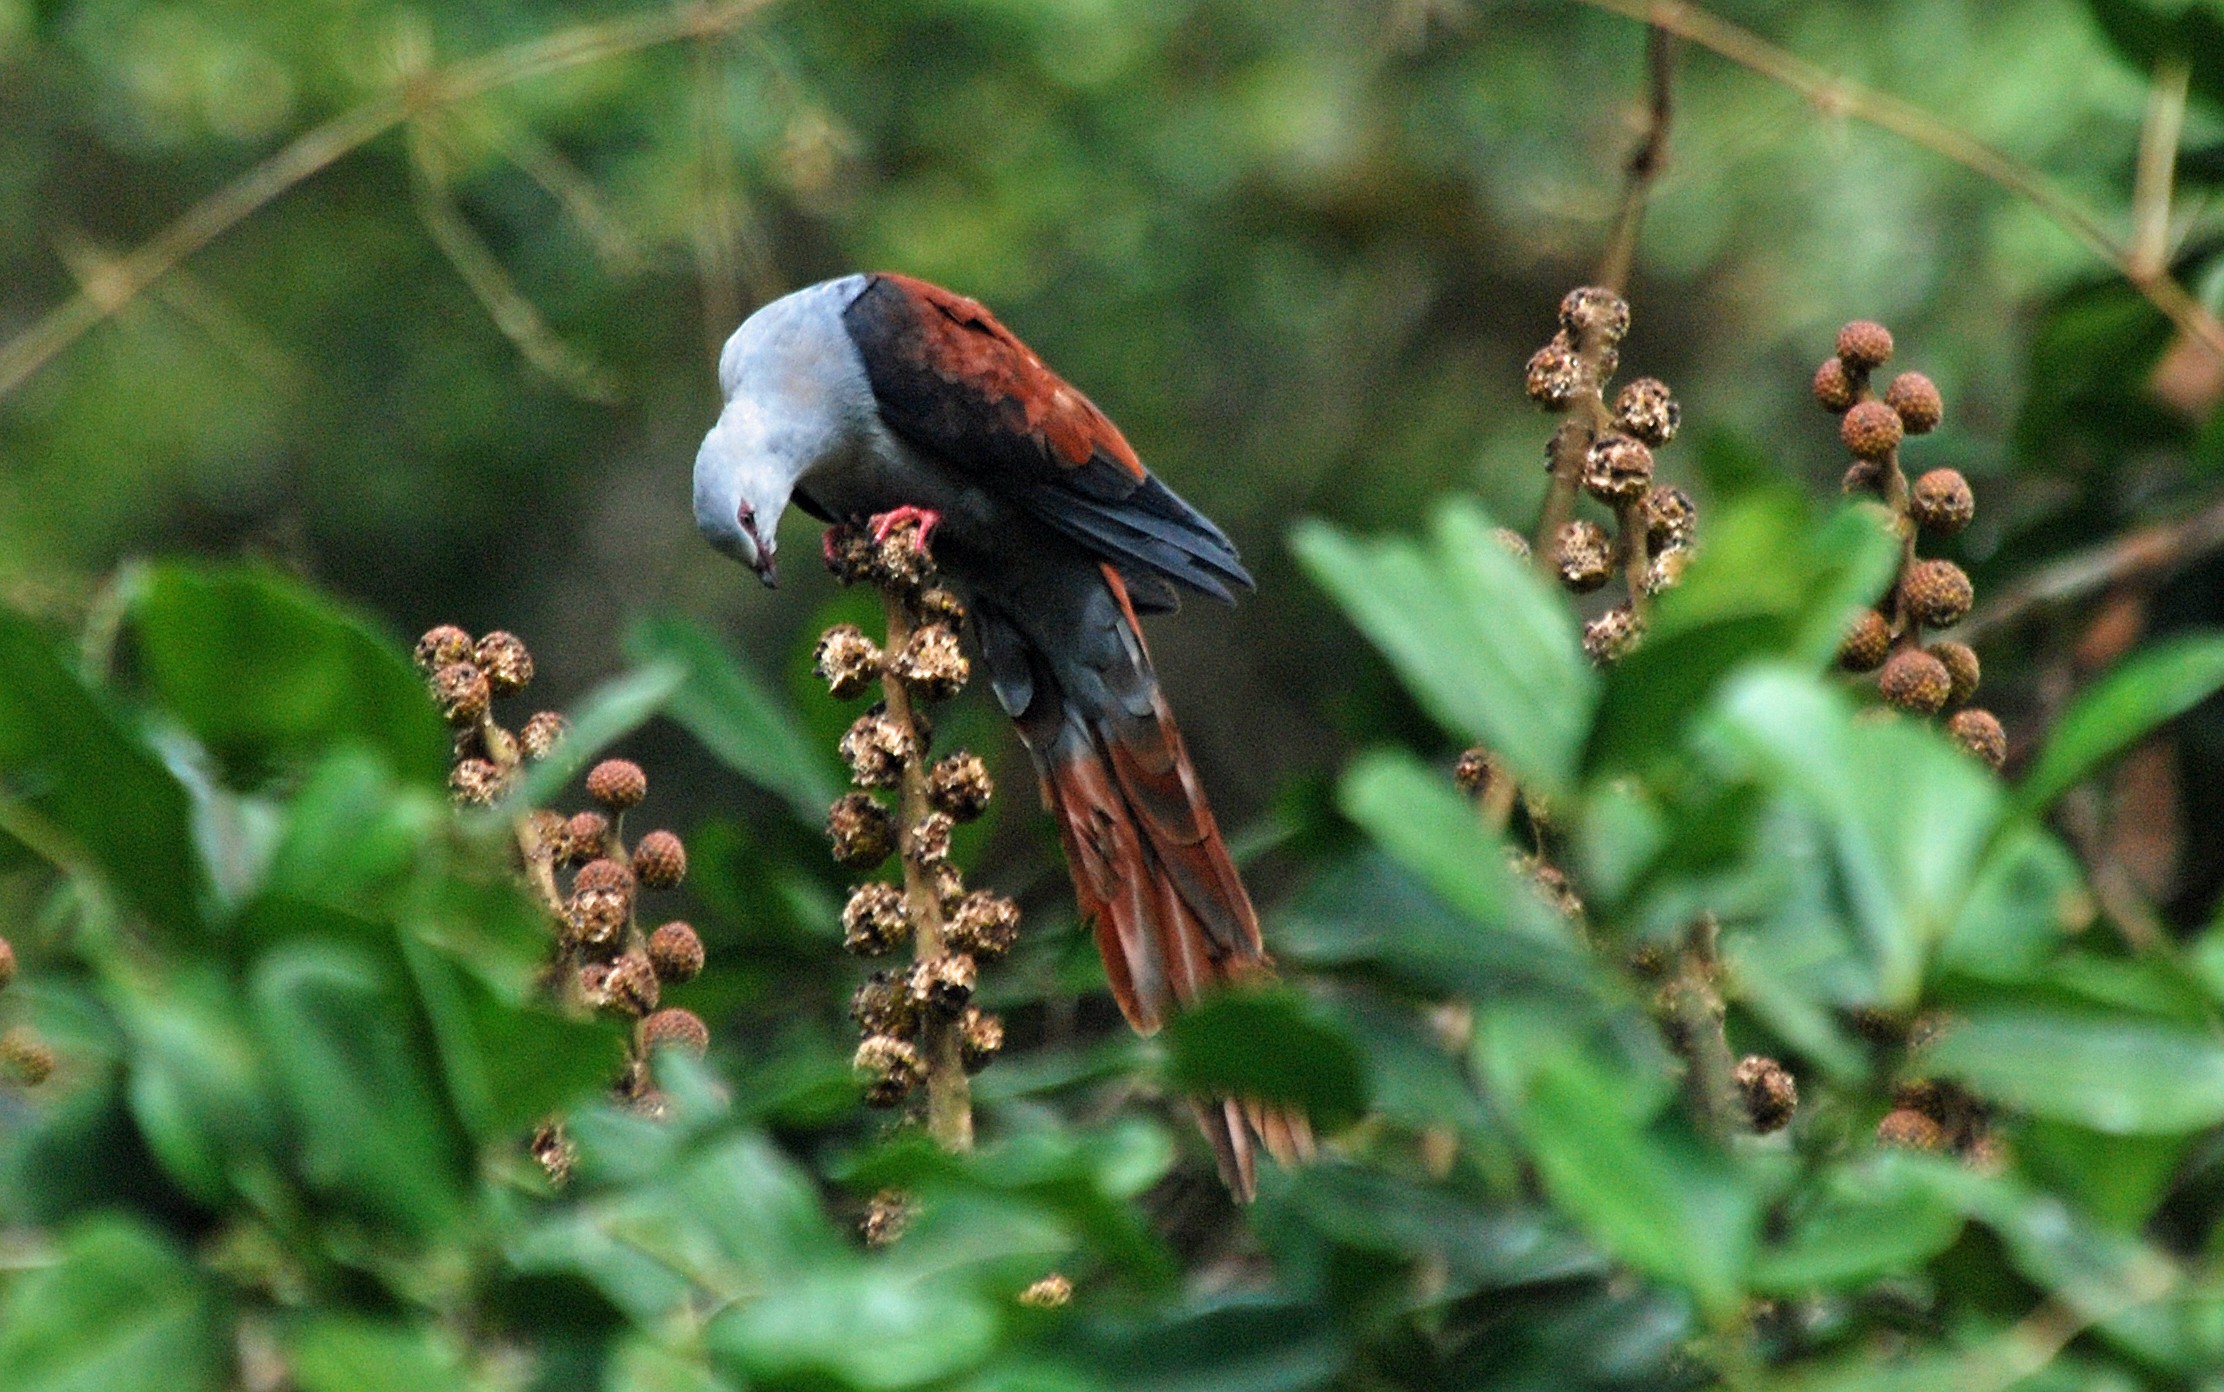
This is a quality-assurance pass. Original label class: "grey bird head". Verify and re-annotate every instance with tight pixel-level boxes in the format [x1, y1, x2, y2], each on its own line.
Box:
[694, 274, 874, 588]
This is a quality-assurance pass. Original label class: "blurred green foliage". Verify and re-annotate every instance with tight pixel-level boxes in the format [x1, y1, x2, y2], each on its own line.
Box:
[9, 0, 2224, 1387]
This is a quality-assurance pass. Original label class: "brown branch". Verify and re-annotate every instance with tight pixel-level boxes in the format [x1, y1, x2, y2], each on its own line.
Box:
[0, 0, 778, 401]
[2130, 58, 2190, 283]
[878, 590, 974, 1152]
[1595, 23, 1678, 295]
[1567, 0, 2224, 366]
[1961, 494, 2224, 642]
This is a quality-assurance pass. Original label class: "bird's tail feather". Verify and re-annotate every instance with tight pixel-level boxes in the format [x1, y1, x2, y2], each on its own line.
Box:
[1017, 566, 1313, 1200]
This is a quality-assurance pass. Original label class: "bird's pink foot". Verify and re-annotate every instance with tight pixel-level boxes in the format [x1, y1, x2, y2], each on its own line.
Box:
[869, 505, 943, 552]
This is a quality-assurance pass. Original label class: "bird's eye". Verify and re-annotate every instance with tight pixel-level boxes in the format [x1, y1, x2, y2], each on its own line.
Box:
[737, 502, 756, 526]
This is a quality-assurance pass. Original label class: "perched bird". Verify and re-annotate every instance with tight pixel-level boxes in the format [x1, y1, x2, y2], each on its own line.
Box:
[694, 272, 1311, 1196]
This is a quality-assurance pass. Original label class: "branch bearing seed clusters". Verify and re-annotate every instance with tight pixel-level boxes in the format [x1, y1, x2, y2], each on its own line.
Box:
[417, 626, 709, 1140]
[817, 518, 1015, 1111]
[1525, 286, 1697, 665]
[1814, 325, 2006, 769]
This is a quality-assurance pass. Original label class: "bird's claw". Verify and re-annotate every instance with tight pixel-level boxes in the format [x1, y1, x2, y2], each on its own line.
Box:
[869, 506, 943, 552]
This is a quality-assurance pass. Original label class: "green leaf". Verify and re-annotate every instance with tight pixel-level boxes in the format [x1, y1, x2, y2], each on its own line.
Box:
[1705, 668, 2002, 1005]
[1928, 1007, 2224, 1133]
[0, 606, 208, 938]
[251, 944, 470, 1233]
[512, 659, 686, 808]
[0, 1218, 228, 1392]
[625, 614, 837, 821]
[287, 1318, 468, 1392]
[1491, 1028, 1761, 1320]
[2087, 0, 2224, 113]
[131, 564, 449, 789]
[1585, 494, 1899, 776]
[111, 969, 283, 1206]
[2017, 632, 2224, 814]
[709, 1266, 999, 1389]
[1293, 501, 1593, 798]
[1162, 986, 1369, 1125]
[1749, 1155, 1965, 1293]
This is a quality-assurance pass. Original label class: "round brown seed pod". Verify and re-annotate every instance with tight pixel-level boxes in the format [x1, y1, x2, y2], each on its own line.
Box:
[1453, 746, 1498, 798]
[1643, 485, 1696, 550]
[1812, 356, 1857, 413]
[1733, 1055, 1798, 1134]
[946, 890, 1021, 963]
[1524, 336, 1587, 409]
[520, 711, 568, 760]
[415, 625, 474, 674]
[568, 894, 631, 955]
[1910, 468, 1975, 535]
[869, 520, 937, 591]
[1947, 708, 2008, 770]
[574, 857, 635, 894]
[1840, 400, 1903, 460]
[602, 952, 662, 1017]
[1877, 1107, 1947, 1151]
[823, 524, 876, 584]
[1581, 432, 1654, 503]
[842, 882, 912, 956]
[433, 662, 491, 726]
[827, 792, 897, 868]
[1, 1028, 54, 1086]
[1642, 545, 1690, 596]
[1613, 377, 1680, 446]
[562, 811, 610, 865]
[813, 625, 884, 700]
[647, 921, 705, 982]
[860, 1189, 913, 1247]
[586, 759, 648, 810]
[642, 1007, 711, 1058]
[958, 1006, 1004, 1073]
[925, 752, 993, 821]
[1555, 520, 1614, 593]
[632, 830, 687, 889]
[855, 1034, 926, 1106]
[915, 587, 968, 627]
[1559, 286, 1631, 345]
[839, 711, 916, 789]
[1878, 648, 1952, 715]
[850, 970, 919, 1039]
[1582, 605, 1644, 666]
[1927, 641, 1981, 707]
[907, 810, 955, 865]
[1838, 610, 1893, 673]
[474, 631, 534, 696]
[1901, 559, 1974, 629]
[907, 952, 978, 1018]
[889, 623, 968, 701]
[0, 936, 14, 990]
[929, 860, 965, 911]
[449, 757, 503, 806]
[1836, 320, 1894, 370]
[1492, 527, 1532, 562]
[1018, 1274, 1072, 1309]
[1886, 372, 1943, 434]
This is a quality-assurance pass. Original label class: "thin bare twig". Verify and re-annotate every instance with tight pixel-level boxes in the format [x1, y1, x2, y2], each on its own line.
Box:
[1568, 0, 2224, 365]
[1961, 493, 2224, 641]
[0, 0, 779, 401]
[1595, 23, 1678, 295]
[2130, 58, 2190, 282]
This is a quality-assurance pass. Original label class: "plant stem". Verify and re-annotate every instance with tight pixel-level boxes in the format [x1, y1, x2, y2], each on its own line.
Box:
[879, 588, 974, 1152]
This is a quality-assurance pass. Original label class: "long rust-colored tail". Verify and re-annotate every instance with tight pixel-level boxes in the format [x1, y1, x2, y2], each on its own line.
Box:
[997, 565, 1312, 1199]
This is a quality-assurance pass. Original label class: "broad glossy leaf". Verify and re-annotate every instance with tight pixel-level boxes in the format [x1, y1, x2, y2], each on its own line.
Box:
[2088, 0, 2224, 112]
[131, 564, 448, 789]
[1749, 1155, 1965, 1293]
[626, 614, 837, 820]
[288, 1318, 468, 1392]
[1928, 1008, 2224, 1134]
[0, 606, 207, 937]
[1066, 1296, 1349, 1392]
[2017, 632, 2224, 814]
[709, 1267, 999, 1389]
[1293, 501, 1592, 797]
[403, 936, 626, 1140]
[0, 1218, 227, 1392]
[111, 969, 281, 1206]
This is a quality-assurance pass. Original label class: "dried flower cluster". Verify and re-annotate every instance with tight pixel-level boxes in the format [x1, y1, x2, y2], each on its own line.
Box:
[0, 936, 51, 1089]
[1525, 285, 1698, 667]
[417, 625, 709, 1171]
[1818, 324, 2007, 770]
[818, 514, 1016, 1158]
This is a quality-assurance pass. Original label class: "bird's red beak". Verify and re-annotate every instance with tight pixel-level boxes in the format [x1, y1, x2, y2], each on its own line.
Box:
[741, 510, 777, 588]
